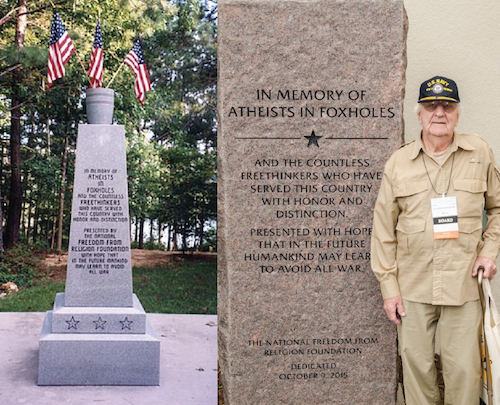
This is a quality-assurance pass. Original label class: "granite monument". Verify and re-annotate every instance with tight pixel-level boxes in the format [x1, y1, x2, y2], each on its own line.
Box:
[218, 0, 407, 403]
[38, 88, 160, 386]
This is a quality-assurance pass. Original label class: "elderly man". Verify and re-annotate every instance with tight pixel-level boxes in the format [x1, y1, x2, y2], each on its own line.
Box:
[371, 75, 500, 405]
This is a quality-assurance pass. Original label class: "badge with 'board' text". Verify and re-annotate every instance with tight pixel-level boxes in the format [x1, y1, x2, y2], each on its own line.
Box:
[431, 196, 459, 239]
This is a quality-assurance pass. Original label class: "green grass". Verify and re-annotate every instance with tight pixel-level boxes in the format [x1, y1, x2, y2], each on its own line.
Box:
[133, 261, 217, 314]
[0, 260, 217, 314]
[0, 282, 66, 312]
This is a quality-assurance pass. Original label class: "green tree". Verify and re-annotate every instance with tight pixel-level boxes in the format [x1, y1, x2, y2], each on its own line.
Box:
[0, 0, 217, 252]
[159, 140, 216, 251]
[126, 131, 163, 248]
[146, 0, 217, 249]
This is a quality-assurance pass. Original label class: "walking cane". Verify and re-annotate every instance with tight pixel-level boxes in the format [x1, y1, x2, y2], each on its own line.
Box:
[479, 267, 494, 405]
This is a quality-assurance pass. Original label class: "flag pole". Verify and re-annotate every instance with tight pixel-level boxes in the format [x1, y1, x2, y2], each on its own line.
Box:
[75, 51, 91, 86]
[106, 62, 124, 88]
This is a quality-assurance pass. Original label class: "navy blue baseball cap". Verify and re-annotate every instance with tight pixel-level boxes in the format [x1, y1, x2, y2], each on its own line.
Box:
[418, 76, 460, 103]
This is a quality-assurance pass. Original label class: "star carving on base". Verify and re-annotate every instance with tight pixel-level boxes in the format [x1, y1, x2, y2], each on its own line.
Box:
[119, 317, 134, 330]
[304, 130, 322, 147]
[93, 316, 107, 330]
[66, 316, 80, 330]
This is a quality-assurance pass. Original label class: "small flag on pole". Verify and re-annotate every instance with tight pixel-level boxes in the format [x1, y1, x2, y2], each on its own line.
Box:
[88, 22, 103, 88]
[124, 38, 151, 104]
[47, 11, 76, 88]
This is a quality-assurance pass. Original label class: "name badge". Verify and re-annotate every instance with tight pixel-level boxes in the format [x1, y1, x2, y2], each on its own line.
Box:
[431, 196, 459, 239]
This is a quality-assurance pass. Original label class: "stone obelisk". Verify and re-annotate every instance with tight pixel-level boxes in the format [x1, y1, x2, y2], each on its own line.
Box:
[38, 88, 160, 386]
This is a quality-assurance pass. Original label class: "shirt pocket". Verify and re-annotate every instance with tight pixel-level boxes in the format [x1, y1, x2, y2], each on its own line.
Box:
[396, 218, 426, 256]
[393, 180, 428, 218]
[454, 217, 483, 256]
[453, 178, 486, 217]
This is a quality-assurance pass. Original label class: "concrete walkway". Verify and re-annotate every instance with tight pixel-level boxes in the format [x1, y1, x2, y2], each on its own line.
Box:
[0, 313, 217, 405]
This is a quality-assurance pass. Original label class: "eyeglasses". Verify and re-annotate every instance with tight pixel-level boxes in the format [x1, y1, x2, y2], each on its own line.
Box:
[421, 100, 458, 112]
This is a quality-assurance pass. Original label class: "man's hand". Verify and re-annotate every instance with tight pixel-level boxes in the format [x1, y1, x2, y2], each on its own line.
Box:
[384, 296, 406, 325]
[472, 256, 497, 280]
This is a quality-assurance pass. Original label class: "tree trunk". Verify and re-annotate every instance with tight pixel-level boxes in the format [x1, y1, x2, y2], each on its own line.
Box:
[172, 226, 177, 251]
[0, 139, 4, 253]
[0, 182, 3, 254]
[198, 217, 204, 251]
[5, 0, 27, 248]
[165, 225, 171, 251]
[45, 217, 50, 248]
[50, 214, 56, 250]
[134, 217, 139, 243]
[182, 226, 187, 254]
[20, 176, 27, 237]
[47, 118, 51, 154]
[56, 139, 68, 252]
[158, 220, 163, 246]
[138, 218, 145, 249]
[26, 190, 32, 242]
[33, 191, 40, 243]
[149, 218, 154, 242]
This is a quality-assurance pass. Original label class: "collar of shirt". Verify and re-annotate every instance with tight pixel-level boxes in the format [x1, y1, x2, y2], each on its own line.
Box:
[410, 131, 476, 160]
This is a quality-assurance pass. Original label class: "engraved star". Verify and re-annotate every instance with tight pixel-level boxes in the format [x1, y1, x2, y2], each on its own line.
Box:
[93, 316, 107, 330]
[66, 316, 80, 330]
[304, 130, 322, 147]
[119, 317, 134, 330]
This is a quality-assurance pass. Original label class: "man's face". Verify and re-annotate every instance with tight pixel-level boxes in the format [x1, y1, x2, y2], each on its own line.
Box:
[417, 100, 459, 139]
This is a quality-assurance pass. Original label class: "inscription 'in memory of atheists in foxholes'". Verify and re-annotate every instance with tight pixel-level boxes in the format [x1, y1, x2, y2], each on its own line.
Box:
[71, 166, 130, 276]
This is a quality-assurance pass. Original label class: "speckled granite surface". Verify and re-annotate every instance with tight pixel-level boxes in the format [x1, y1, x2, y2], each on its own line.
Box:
[218, 1, 407, 404]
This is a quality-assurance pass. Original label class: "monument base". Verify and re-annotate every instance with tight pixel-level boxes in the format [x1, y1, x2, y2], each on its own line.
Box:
[38, 311, 160, 386]
[51, 293, 147, 334]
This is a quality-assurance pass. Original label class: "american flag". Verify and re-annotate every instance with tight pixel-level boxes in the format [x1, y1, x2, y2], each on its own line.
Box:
[88, 22, 103, 88]
[47, 11, 75, 88]
[124, 39, 151, 104]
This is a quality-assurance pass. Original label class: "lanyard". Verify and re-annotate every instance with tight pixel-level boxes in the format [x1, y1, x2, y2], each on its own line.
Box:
[422, 152, 455, 198]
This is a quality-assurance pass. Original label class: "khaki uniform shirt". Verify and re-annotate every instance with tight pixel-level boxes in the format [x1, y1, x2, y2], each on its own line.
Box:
[371, 133, 500, 305]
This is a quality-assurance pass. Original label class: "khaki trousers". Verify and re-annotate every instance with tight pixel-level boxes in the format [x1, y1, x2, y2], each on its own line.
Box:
[397, 300, 482, 405]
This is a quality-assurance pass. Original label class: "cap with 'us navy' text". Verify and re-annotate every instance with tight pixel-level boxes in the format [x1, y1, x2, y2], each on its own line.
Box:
[418, 76, 460, 103]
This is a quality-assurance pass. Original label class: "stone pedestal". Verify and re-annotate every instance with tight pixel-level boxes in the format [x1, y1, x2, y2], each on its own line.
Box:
[38, 124, 160, 386]
[218, 0, 407, 404]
